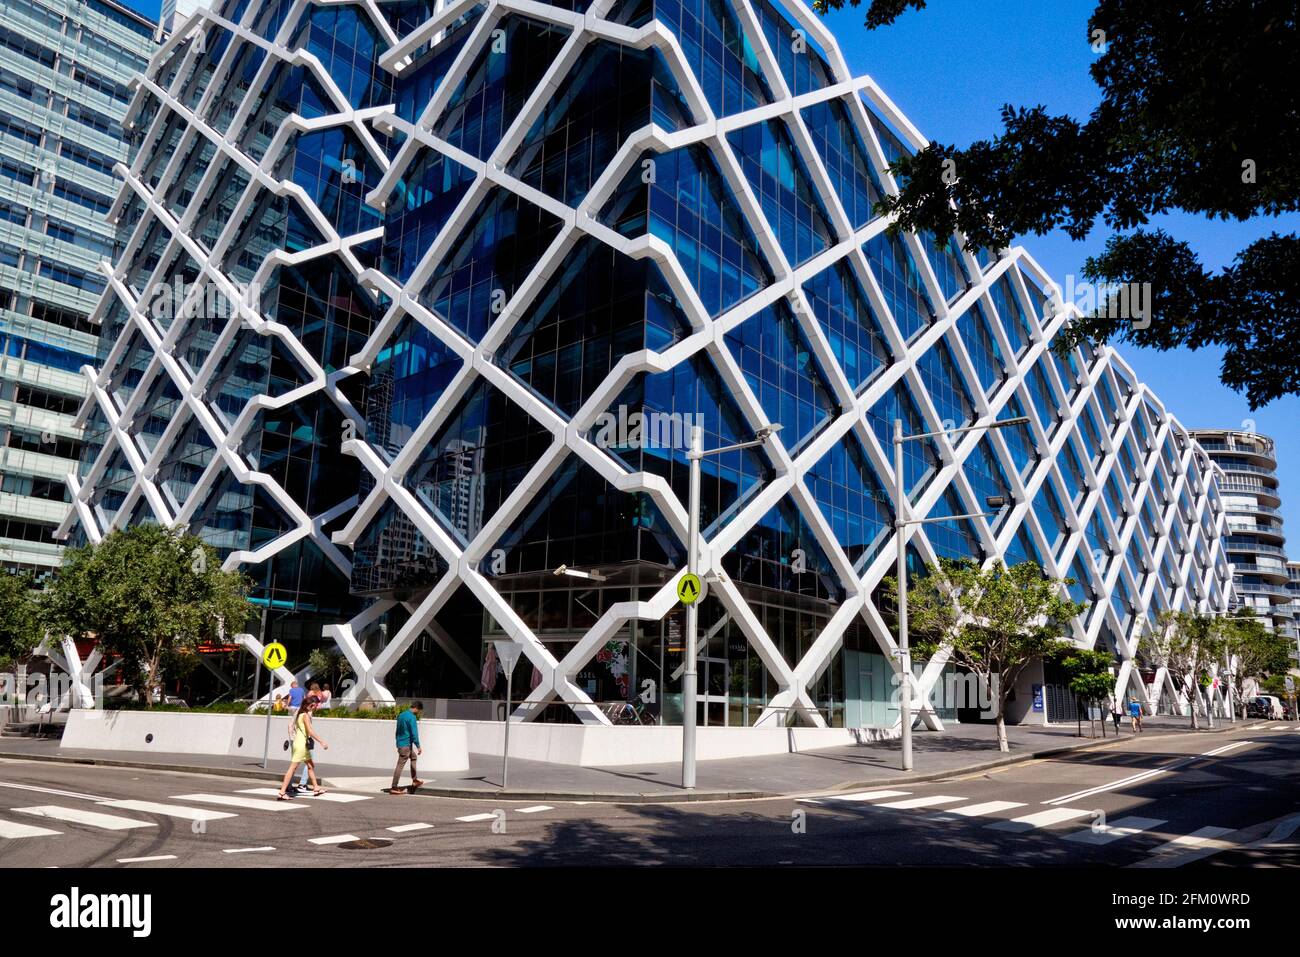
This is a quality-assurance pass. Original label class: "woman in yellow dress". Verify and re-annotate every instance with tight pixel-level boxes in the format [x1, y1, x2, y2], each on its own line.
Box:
[277, 695, 329, 800]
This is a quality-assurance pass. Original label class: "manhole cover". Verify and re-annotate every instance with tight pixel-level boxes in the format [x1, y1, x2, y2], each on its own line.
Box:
[338, 838, 393, 850]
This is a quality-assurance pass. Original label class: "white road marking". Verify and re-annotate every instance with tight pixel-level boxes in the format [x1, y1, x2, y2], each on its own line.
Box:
[1150, 825, 1234, 853]
[0, 780, 108, 802]
[309, 834, 359, 845]
[1246, 723, 1269, 730]
[1047, 741, 1258, 806]
[0, 818, 62, 839]
[1203, 741, 1255, 756]
[13, 806, 156, 831]
[456, 813, 497, 822]
[237, 787, 372, 803]
[832, 790, 911, 802]
[387, 823, 433, 833]
[223, 846, 276, 854]
[171, 793, 305, 811]
[935, 801, 1026, 818]
[98, 800, 237, 821]
[515, 805, 553, 814]
[117, 855, 177, 864]
[1063, 815, 1166, 845]
[874, 795, 966, 810]
[988, 807, 1092, 832]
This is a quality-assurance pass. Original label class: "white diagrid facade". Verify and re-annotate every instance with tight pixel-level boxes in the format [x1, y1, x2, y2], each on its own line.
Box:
[61, 0, 1234, 730]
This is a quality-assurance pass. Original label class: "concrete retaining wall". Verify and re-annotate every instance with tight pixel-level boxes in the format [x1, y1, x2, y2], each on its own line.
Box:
[60, 710, 470, 772]
[460, 721, 894, 766]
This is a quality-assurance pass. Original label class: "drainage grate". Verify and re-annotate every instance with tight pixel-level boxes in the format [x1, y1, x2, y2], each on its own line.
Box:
[338, 838, 393, 850]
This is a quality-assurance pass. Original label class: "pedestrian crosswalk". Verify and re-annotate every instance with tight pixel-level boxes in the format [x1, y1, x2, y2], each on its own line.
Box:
[807, 787, 1234, 854]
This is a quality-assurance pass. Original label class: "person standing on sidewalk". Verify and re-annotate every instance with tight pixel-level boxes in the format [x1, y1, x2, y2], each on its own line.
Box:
[388, 701, 425, 795]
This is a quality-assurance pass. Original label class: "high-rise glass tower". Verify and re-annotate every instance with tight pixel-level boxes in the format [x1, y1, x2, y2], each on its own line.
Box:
[0, 0, 156, 577]
[63, 0, 1233, 730]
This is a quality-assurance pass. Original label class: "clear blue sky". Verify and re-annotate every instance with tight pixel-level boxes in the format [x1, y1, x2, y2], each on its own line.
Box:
[118, 0, 1298, 543]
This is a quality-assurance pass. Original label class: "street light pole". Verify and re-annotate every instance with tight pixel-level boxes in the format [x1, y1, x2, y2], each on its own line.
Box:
[894, 418, 912, 771]
[683, 424, 702, 789]
[891, 415, 1030, 772]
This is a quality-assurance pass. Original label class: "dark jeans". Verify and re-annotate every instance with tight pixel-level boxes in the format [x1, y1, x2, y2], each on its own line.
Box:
[392, 745, 418, 789]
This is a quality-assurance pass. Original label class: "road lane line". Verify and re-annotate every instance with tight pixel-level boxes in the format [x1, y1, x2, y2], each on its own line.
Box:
[1063, 815, 1166, 845]
[988, 807, 1092, 832]
[309, 834, 359, 845]
[1046, 740, 1259, 806]
[387, 823, 433, 832]
[935, 801, 1026, 818]
[172, 793, 305, 811]
[14, 806, 156, 831]
[874, 795, 966, 810]
[456, 813, 497, 822]
[0, 818, 62, 839]
[0, 780, 109, 802]
[117, 855, 177, 864]
[98, 800, 237, 821]
[1203, 741, 1255, 756]
[223, 846, 276, 854]
[515, 805, 553, 814]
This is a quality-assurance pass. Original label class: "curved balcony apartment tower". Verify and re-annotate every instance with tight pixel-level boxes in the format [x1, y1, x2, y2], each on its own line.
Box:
[61, 0, 1234, 730]
[1189, 430, 1290, 633]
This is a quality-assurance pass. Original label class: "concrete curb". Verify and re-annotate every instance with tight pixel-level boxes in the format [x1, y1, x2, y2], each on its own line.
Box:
[0, 722, 1234, 804]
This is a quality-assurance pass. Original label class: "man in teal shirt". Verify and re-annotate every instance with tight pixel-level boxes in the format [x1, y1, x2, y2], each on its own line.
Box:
[389, 701, 425, 794]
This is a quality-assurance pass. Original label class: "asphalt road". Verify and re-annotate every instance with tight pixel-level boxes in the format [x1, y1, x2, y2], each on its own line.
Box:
[1, 720, 1298, 868]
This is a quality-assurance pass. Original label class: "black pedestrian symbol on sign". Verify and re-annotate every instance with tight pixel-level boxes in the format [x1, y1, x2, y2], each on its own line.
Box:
[262, 642, 288, 670]
[677, 573, 702, 605]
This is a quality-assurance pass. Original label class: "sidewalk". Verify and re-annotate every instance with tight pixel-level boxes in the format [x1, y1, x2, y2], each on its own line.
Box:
[0, 714, 1230, 802]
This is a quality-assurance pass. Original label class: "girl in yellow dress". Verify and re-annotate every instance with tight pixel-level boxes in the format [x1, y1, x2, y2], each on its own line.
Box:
[277, 695, 329, 799]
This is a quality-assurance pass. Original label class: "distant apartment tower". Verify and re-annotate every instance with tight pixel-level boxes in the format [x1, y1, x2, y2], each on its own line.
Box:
[1283, 561, 1299, 660]
[0, 0, 155, 576]
[1189, 429, 1290, 632]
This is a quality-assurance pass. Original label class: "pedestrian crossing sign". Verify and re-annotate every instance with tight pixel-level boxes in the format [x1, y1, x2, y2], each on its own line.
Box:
[262, 642, 287, 670]
[677, 573, 702, 605]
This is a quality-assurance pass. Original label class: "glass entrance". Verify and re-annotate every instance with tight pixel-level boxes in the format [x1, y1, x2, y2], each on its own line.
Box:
[699, 655, 729, 726]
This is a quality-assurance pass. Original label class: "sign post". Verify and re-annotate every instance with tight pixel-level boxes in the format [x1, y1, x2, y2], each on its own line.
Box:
[261, 641, 287, 770]
[493, 641, 522, 791]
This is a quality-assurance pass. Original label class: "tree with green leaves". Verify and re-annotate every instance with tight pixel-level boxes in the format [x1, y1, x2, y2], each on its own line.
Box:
[816, 0, 1300, 408]
[0, 571, 43, 669]
[1141, 610, 1226, 729]
[884, 559, 1082, 752]
[42, 525, 255, 706]
[1058, 647, 1116, 739]
[1219, 610, 1292, 717]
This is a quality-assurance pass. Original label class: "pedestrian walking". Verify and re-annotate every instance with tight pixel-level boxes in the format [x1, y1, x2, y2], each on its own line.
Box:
[278, 694, 328, 800]
[1128, 697, 1143, 733]
[1109, 695, 1123, 733]
[290, 696, 325, 793]
[388, 700, 425, 795]
[287, 680, 305, 710]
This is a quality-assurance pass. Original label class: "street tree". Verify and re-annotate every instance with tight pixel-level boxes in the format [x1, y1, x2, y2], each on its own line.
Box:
[43, 525, 254, 706]
[1141, 610, 1226, 729]
[1058, 647, 1115, 739]
[885, 559, 1082, 752]
[1220, 610, 1292, 717]
[815, 0, 1300, 408]
[0, 571, 43, 669]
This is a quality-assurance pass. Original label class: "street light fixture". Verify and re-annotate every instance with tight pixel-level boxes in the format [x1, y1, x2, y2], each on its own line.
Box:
[681, 422, 782, 789]
[893, 415, 1029, 772]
